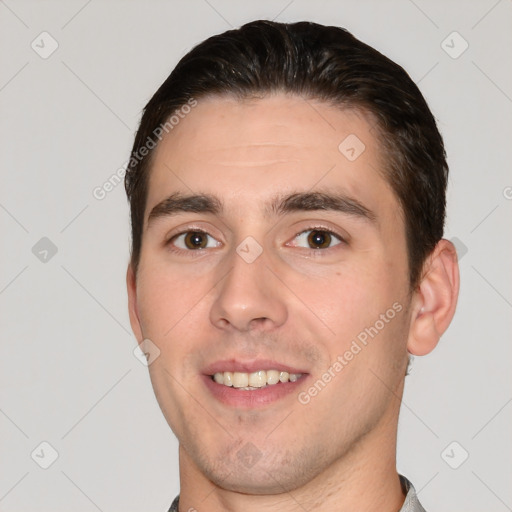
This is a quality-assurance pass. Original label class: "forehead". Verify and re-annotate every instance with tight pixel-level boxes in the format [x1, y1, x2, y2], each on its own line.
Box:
[145, 94, 397, 221]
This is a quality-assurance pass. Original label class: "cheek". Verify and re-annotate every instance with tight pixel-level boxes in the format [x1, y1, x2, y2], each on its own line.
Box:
[295, 261, 410, 377]
[299, 268, 393, 336]
[135, 263, 195, 338]
[136, 279, 171, 335]
[135, 262, 216, 372]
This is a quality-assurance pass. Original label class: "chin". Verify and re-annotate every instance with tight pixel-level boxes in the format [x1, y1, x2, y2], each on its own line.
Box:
[192, 443, 328, 495]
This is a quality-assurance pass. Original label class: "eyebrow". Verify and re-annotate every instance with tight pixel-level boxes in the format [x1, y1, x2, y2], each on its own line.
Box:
[146, 190, 376, 228]
[147, 193, 222, 228]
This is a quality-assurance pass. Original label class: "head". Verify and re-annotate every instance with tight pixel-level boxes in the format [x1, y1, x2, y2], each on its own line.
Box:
[125, 20, 458, 496]
[126, 20, 448, 289]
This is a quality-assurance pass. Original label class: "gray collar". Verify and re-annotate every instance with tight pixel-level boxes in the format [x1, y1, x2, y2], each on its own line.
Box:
[399, 475, 427, 512]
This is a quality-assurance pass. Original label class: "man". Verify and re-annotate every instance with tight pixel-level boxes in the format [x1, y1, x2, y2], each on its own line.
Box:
[125, 20, 459, 511]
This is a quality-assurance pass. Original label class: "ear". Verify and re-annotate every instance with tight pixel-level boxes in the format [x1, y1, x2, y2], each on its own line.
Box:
[126, 263, 144, 343]
[407, 239, 460, 356]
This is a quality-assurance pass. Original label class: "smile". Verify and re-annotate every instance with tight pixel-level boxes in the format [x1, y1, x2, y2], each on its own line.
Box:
[211, 370, 304, 390]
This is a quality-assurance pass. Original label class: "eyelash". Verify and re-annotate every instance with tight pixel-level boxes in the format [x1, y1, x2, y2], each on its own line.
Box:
[166, 226, 346, 255]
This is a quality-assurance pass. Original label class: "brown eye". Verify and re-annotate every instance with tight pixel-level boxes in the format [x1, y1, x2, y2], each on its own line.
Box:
[291, 228, 343, 250]
[307, 230, 332, 249]
[183, 231, 208, 249]
[171, 230, 220, 251]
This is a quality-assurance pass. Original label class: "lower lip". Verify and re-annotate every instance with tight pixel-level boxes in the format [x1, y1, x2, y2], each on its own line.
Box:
[202, 374, 308, 408]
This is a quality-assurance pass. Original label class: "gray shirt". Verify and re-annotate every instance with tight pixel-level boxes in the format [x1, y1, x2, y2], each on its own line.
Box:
[166, 475, 426, 511]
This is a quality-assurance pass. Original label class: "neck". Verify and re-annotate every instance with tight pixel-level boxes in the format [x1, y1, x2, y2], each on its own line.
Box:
[177, 411, 405, 512]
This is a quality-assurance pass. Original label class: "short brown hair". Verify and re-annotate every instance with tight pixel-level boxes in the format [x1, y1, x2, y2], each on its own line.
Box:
[125, 20, 448, 288]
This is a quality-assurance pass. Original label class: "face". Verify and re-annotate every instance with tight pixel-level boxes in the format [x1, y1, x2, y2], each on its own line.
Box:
[128, 94, 414, 494]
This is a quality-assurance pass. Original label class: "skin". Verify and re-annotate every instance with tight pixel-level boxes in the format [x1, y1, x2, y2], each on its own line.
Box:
[127, 94, 459, 512]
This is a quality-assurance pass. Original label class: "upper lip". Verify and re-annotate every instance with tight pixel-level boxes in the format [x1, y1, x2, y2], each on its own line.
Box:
[203, 359, 309, 375]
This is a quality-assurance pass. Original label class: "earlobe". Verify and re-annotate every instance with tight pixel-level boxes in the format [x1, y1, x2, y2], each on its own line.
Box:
[126, 263, 144, 342]
[407, 239, 460, 356]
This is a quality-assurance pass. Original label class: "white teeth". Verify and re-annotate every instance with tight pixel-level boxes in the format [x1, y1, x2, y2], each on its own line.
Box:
[248, 370, 266, 388]
[223, 372, 233, 387]
[232, 372, 249, 388]
[212, 370, 303, 389]
[266, 370, 280, 385]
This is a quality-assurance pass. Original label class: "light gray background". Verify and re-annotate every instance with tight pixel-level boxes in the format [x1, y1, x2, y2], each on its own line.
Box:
[1, 1, 511, 511]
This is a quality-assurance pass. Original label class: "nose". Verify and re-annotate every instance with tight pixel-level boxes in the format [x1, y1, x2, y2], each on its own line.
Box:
[209, 243, 288, 333]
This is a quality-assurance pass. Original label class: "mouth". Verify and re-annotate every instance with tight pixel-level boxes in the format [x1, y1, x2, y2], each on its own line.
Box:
[202, 360, 309, 408]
